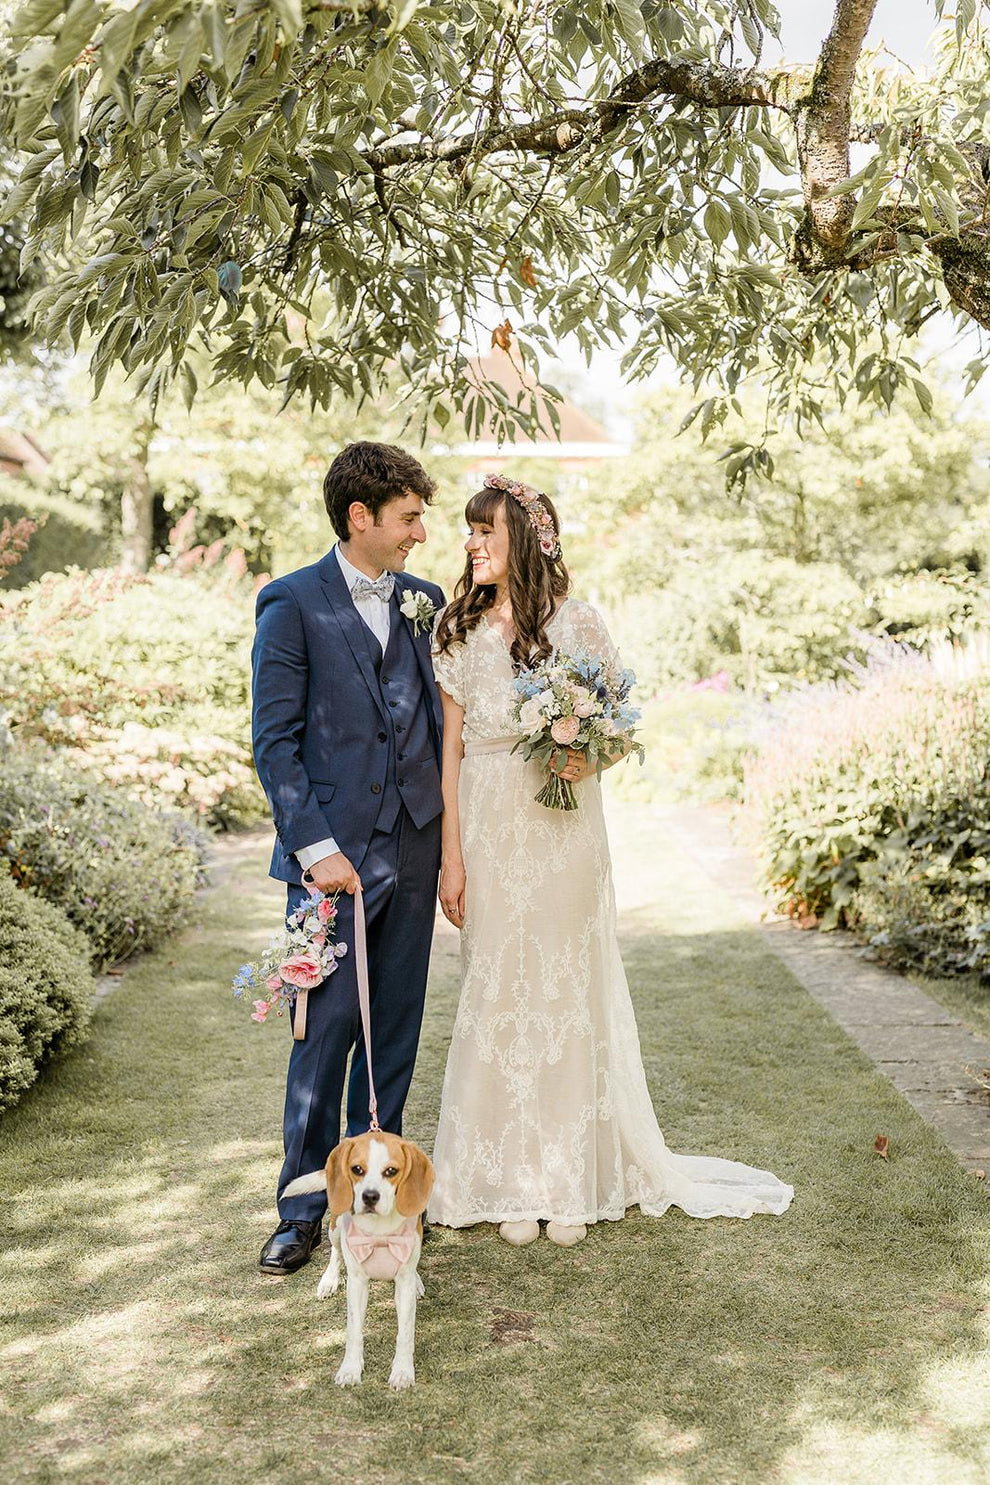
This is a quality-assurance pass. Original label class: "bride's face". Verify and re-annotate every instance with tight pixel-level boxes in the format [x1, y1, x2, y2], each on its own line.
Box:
[464, 501, 510, 588]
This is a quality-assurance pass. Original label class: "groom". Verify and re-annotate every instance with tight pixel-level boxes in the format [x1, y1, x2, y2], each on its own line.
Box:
[251, 441, 445, 1274]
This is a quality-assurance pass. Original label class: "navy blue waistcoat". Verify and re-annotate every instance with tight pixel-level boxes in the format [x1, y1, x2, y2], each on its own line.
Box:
[251, 549, 445, 884]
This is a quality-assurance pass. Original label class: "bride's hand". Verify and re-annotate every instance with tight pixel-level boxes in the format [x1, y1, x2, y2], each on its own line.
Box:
[439, 859, 466, 928]
[551, 747, 592, 783]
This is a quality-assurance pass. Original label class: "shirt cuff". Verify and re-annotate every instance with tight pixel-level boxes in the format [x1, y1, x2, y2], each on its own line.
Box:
[295, 837, 340, 871]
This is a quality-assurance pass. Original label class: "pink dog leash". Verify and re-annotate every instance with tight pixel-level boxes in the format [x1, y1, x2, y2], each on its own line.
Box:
[294, 881, 379, 1132]
[352, 883, 381, 1132]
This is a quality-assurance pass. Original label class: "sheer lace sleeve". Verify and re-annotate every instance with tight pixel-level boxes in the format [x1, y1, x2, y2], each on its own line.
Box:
[565, 600, 621, 670]
[431, 614, 466, 705]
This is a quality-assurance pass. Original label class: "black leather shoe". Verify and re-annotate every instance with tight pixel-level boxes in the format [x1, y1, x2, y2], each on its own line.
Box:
[259, 1218, 323, 1273]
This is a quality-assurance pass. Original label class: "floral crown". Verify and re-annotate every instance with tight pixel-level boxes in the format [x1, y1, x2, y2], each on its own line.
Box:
[483, 472, 562, 559]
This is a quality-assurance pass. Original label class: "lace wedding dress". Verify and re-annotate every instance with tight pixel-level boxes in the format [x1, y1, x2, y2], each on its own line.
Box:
[428, 598, 794, 1228]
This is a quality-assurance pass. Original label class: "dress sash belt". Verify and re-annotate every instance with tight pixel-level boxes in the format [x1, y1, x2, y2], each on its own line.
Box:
[462, 735, 524, 758]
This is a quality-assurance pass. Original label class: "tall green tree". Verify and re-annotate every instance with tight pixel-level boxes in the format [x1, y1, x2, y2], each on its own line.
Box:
[3, 0, 990, 470]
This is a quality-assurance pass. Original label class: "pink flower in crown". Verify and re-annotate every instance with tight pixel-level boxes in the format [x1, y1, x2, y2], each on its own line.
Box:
[317, 898, 334, 923]
[278, 952, 324, 989]
[551, 715, 581, 746]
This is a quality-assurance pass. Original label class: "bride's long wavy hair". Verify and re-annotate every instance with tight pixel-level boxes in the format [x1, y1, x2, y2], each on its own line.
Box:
[434, 484, 570, 670]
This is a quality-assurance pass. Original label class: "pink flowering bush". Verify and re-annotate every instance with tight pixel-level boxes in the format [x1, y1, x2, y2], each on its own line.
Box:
[0, 564, 265, 828]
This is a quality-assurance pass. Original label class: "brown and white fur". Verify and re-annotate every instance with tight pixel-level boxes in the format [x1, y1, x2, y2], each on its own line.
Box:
[281, 1132, 434, 1390]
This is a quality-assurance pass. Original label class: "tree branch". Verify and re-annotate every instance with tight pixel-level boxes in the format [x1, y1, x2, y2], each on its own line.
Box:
[365, 57, 794, 172]
[797, 0, 880, 259]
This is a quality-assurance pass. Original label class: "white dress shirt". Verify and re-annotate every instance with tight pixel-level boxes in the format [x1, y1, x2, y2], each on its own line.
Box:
[295, 545, 393, 873]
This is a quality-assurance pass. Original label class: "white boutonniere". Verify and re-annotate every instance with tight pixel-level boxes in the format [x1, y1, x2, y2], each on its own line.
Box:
[400, 588, 437, 636]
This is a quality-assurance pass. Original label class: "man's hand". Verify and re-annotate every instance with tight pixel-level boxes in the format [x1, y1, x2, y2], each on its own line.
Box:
[439, 858, 466, 928]
[302, 851, 361, 895]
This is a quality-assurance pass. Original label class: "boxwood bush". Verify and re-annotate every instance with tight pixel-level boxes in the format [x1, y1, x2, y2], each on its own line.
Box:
[0, 868, 94, 1114]
[0, 751, 208, 971]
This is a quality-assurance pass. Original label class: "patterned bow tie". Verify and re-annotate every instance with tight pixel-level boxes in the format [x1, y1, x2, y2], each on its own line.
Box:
[351, 572, 395, 603]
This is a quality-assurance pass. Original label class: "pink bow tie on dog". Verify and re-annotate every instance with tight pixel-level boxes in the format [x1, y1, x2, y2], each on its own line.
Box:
[344, 1219, 418, 1280]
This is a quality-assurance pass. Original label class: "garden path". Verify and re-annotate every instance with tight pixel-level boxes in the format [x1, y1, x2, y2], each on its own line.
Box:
[2, 799, 989, 1484]
[656, 802, 990, 1175]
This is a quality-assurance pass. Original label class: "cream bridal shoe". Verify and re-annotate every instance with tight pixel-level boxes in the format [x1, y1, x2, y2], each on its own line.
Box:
[498, 1220, 539, 1246]
[546, 1222, 587, 1246]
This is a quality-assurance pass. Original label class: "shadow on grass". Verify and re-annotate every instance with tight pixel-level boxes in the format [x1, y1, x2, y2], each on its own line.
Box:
[1, 859, 988, 1485]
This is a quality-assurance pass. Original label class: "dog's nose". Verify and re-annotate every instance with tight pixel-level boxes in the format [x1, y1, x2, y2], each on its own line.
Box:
[362, 1188, 380, 1206]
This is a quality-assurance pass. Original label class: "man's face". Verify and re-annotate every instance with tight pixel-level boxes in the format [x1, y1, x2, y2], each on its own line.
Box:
[349, 491, 427, 572]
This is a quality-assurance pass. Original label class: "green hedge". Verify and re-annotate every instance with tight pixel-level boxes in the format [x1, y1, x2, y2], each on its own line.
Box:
[746, 643, 990, 977]
[0, 751, 207, 971]
[0, 868, 94, 1114]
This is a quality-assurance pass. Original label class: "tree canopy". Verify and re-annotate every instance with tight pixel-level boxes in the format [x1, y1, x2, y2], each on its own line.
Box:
[3, 0, 990, 476]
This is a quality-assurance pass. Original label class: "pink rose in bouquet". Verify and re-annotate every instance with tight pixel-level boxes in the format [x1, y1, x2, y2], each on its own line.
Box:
[233, 888, 344, 1024]
[277, 951, 324, 990]
[551, 715, 581, 746]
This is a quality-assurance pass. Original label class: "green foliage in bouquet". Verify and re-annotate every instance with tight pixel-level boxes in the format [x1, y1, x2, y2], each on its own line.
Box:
[0, 752, 207, 971]
[0, 562, 265, 827]
[0, 867, 94, 1115]
[746, 640, 990, 977]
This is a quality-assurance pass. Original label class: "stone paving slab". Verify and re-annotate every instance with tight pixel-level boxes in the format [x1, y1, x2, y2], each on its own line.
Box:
[657, 801, 990, 1173]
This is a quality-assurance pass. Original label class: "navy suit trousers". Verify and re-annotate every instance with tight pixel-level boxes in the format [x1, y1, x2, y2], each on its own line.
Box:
[276, 805, 441, 1221]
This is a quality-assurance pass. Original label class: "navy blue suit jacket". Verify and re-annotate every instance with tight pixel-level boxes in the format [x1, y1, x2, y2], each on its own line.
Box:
[251, 550, 445, 884]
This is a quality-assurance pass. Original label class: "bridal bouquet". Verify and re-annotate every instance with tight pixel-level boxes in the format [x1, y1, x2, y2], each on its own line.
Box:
[511, 648, 645, 810]
[232, 890, 347, 1023]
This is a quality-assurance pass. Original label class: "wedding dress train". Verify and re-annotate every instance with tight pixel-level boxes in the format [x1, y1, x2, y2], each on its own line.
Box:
[429, 598, 794, 1228]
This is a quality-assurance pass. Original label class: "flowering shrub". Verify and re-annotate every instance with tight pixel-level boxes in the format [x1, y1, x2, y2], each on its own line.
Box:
[0, 563, 266, 828]
[745, 637, 990, 976]
[0, 751, 207, 970]
[0, 867, 94, 1114]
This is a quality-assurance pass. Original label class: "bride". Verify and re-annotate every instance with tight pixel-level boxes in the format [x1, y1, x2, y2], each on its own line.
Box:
[429, 473, 794, 1246]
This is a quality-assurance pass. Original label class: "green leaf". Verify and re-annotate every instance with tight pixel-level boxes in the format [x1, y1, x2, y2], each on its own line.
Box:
[704, 198, 731, 249]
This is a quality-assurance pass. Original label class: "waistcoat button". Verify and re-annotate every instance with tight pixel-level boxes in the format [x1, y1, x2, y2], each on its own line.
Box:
[371, 783, 382, 794]
[377, 731, 387, 742]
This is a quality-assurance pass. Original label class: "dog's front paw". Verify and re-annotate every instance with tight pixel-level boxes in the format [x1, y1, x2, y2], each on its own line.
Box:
[415, 1274, 425, 1298]
[388, 1362, 415, 1391]
[316, 1268, 339, 1299]
[335, 1360, 363, 1387]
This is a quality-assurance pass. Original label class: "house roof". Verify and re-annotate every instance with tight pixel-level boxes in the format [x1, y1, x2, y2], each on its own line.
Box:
[455, 352, 626, 455]
[0, 427, 50, 479]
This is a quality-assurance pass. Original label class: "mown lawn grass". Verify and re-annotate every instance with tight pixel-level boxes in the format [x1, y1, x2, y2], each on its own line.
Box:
[1, 803, 988, 1485]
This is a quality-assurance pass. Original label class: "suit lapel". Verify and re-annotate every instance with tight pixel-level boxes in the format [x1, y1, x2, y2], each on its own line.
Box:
[400, 580, 444, 738]
[318, 551, 389, 726]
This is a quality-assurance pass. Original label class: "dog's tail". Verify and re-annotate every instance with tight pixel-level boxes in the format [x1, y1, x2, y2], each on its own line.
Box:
[281, 1171, 328, 1198]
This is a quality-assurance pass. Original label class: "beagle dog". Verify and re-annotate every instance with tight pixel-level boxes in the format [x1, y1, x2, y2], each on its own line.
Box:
[281, 1131, 434, 1390]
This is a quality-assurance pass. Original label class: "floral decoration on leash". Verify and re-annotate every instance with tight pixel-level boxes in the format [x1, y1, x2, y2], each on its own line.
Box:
[510, 647, 645, 810]
[400, 589, 436, 636]
[232, 890, 347, 1037]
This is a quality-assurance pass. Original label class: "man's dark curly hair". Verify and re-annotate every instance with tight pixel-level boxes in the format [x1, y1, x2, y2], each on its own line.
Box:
[323, 441, 437, 540]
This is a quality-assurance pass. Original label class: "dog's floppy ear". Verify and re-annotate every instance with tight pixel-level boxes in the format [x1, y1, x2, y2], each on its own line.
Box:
[326, 1137, 357, 1220]
[395, 1142, 435, 1217]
